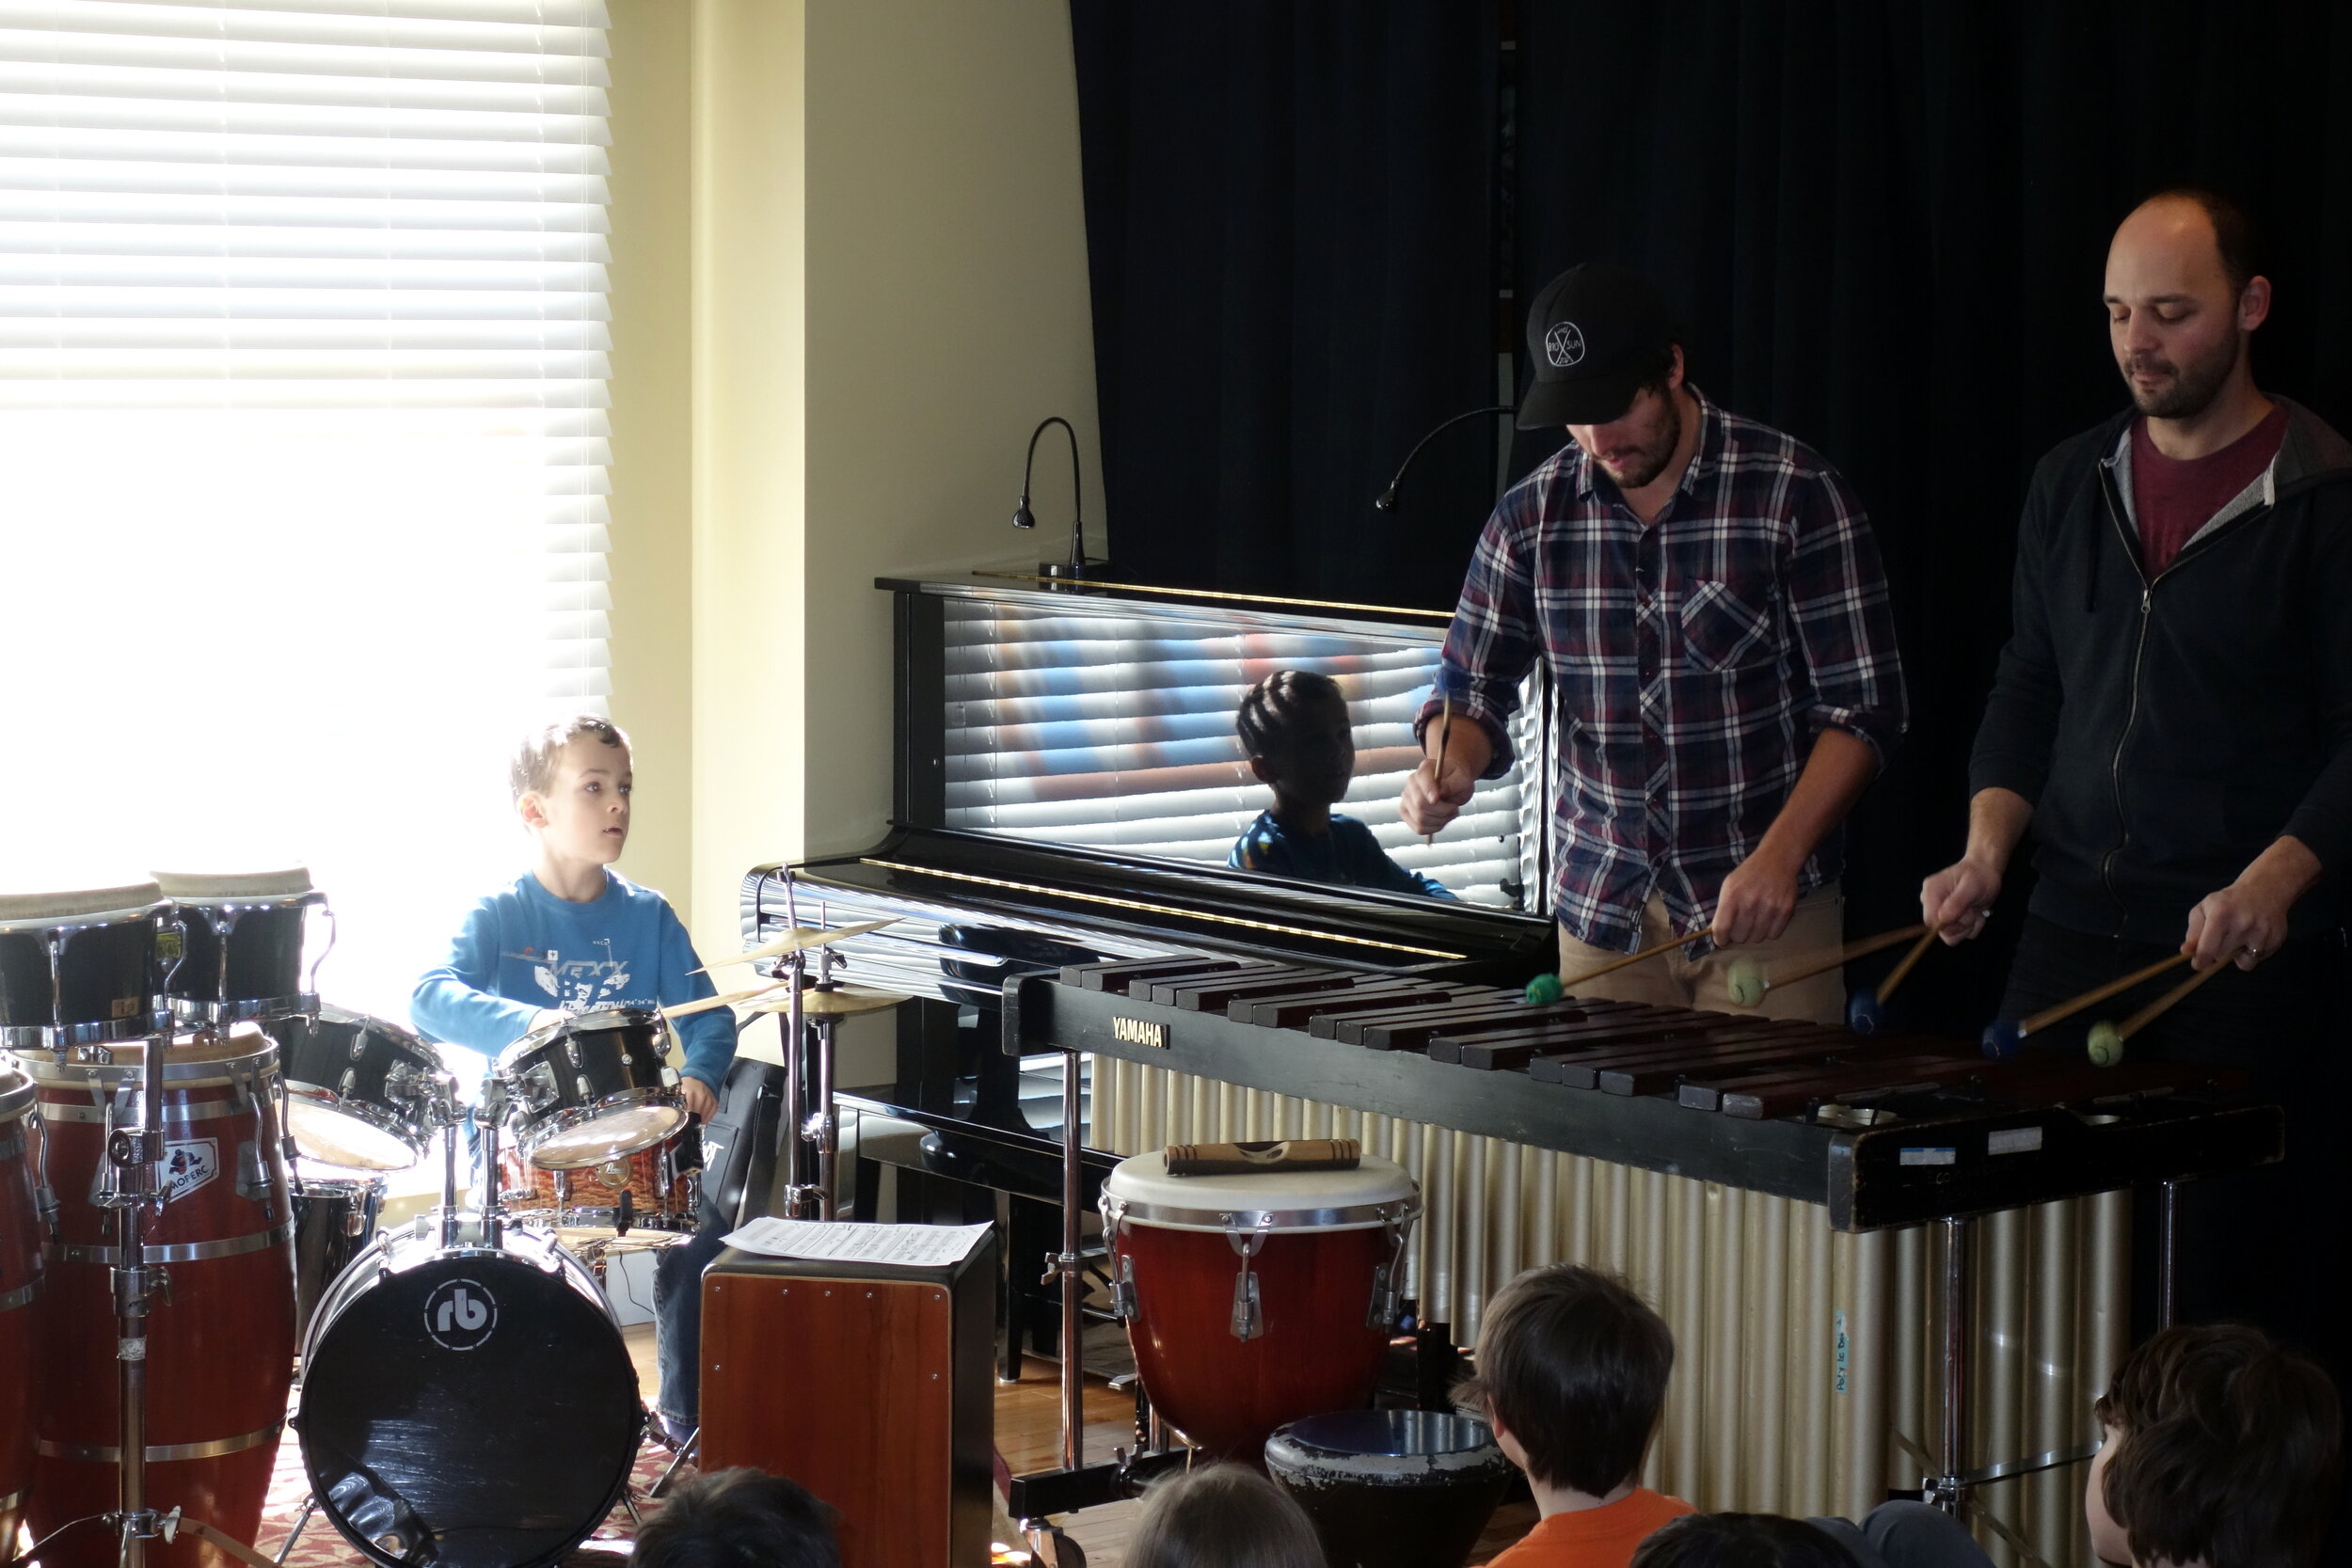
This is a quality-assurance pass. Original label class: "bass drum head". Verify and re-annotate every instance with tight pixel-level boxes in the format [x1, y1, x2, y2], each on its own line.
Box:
[298, 1243, 642, 1568]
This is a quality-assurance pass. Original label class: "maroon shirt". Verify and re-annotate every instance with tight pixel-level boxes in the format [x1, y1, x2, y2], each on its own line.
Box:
[2129, 403, 2287, 575]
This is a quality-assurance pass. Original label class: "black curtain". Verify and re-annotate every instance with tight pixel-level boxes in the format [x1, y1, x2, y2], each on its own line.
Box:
[1511, 0, 2352, 1028]
[1072, 0, 2352, 1031]
[1071, 2, 1502, 605]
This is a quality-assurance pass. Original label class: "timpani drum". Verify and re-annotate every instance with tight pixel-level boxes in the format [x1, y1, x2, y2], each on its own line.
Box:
[497, 1006, 684, 1170]
[20, 1025, 295, 1568]
[0, 879, 164, 1048]
[262, 1006, 448, 1171]
[0, 1066, 47, 1552]
[152, 867, 327, 1025]
[1265, 1409, 1515, 1568]
[1101, 1150, 1419, 1461]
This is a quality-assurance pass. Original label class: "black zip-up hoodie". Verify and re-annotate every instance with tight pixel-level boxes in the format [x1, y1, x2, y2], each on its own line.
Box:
[1969, 396, 2352, 943]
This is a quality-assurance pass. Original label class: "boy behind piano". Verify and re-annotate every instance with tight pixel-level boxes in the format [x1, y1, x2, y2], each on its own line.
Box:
[1228, 670, 1455, 898]
[411, 713, 735, 1448]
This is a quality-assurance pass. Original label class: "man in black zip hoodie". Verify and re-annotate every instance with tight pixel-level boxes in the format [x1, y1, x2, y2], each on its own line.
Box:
[1923, 190, 2352, 1353]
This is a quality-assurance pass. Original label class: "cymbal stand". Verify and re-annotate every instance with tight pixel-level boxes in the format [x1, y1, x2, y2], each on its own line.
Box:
[773, 874, 839, 1220]
[95, 1027, 183, 1568]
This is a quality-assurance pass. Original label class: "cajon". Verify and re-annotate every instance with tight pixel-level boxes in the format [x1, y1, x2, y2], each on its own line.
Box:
[699, 1233, 997, 1567]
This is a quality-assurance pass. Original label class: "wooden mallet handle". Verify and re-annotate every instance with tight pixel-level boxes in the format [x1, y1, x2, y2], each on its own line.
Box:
[2113, 957, 2233, 1043]
[2018, 952, 2189, 1037]
[1873, 927, 1942, 1006]
[1562, 925, 1715, 991]
[1425, 694, 1454, 847]
[1765, 922, 1929, 990]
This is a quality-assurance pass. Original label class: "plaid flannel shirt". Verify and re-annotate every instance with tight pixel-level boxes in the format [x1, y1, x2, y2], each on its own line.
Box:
[1419, 389, 1907, 952]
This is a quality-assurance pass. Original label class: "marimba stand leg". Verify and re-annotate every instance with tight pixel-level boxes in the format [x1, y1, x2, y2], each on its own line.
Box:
[2156, 1178, 2184, 1330]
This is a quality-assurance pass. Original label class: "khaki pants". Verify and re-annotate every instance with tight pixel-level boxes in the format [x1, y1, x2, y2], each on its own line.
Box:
[1556, 883, 1847, 1025]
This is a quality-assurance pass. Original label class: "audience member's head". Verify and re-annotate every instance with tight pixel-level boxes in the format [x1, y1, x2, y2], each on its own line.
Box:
[632, 1466, 841, 1568]
[1125, 1463, 1327, 1568]
[2088, 1323, 2340, 1568]
[1456, 1263, 1676, 1500]
[1237, 671, 1355, 810]
[1629, 1513, 1859, 1568]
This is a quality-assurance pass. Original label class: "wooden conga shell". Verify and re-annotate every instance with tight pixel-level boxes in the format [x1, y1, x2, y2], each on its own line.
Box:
[1103, 1151, 1419, 1463]
[0, 1069, 45, 1551]
[22, 1029, 294, 1568]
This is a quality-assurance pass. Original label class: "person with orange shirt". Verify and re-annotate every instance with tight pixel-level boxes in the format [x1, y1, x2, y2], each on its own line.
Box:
[1461, 1265, 1694, 1568]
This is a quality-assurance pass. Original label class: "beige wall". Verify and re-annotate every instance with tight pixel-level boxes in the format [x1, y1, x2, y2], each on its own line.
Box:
[603, 0, 1102, 952]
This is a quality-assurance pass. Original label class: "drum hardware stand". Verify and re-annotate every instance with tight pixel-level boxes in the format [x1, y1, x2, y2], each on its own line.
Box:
[1906, 1198, 2178, 1516]
[771, 876, 846, 1221]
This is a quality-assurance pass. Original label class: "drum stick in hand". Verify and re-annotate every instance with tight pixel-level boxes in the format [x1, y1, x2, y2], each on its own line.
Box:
[1426, 695, 1454, 847]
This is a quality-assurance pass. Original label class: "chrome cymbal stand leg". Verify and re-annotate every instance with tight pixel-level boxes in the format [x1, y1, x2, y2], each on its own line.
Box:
[95, 1030, 175, 1568]
[273, 1497, 316, 1564]
[650, 1427, 700, 1498]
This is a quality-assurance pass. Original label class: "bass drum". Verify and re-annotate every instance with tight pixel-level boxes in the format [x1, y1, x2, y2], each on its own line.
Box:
[297, 1218, 643, 1568]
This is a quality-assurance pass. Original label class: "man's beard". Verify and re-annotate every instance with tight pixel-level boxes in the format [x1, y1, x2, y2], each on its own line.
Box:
[2123, 331, 2241, 420]
[1599, 393, 1683, 490]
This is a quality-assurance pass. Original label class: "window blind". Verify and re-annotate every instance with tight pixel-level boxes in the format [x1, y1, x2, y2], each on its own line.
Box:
[0, 0, 611, 1022]
[937, 600, 1541, 909]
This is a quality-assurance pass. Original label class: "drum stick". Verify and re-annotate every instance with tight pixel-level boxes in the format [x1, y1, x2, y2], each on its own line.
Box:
[2016, 951, 2189, 1037]
[1760, 922, 1930, 991]
[661, 983, 788, 1021]
[1560, 925, 1714, 992]
[2111, 955, 2234, 1043]
[1872, 927, 1942, 1006]
[1425, 695, 1453, 847]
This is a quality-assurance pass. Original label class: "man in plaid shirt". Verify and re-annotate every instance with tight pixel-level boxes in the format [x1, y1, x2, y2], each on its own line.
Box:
[1401, 263, 1906, 1022]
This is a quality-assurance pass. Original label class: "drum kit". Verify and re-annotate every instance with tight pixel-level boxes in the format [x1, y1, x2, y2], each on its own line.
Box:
[0, 873, 708, 1568]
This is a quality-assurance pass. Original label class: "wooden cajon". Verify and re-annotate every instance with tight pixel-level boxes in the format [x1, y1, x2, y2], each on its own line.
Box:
[699, 1233, 997, 1567]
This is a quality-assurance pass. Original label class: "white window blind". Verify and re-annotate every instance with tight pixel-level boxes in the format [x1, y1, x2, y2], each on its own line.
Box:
[0, 0, 611, 1022]
[936, 600, 1543, 909]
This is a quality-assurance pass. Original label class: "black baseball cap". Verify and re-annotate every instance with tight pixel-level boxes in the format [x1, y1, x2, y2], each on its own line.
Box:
[1516, 262, 1678, 429]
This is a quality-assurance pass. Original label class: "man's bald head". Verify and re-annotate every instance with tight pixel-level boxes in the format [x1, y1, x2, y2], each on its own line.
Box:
[2105, 188, 2269, 423]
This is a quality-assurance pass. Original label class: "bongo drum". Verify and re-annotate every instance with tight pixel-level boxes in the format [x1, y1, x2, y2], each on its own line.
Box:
[0, 1065, 47, 1552]
[21, 1025, 295, 1568]
[152, 867, 327, 1025]
[1101, 1150, 1419, 1460]
[1265, 1409, 1514, 1568]
[0, 879, 165, 1048]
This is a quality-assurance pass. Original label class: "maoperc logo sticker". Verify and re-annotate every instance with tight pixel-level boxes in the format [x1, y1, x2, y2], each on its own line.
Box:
[423, 1277, 499, 1351]
[1544, 321, 1586, 369]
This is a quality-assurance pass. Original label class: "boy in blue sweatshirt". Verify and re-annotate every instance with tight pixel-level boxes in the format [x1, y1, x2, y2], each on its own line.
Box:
[412, 713, 735, 1447]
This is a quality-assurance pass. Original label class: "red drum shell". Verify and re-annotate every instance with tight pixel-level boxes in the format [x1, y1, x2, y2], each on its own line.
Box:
[1114, 1219, 1393, 1461]
[0, 1075, 43, 1550]
[22, 1031, 295, 1568]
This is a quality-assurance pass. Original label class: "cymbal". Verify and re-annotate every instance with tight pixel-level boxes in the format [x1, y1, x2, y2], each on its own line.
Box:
[749, 984, 912, 1019]
[692, 918, 899, 973]
[660, 983, 789, 1021]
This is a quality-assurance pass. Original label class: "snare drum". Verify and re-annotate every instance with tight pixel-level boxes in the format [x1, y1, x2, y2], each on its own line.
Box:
[1102, 1151, 1419, 1461]
[263, 1006, 447, 1171]
[152, 866, 328, 1024]
[497, 1006, 684, 1170]
[498, 1127, 701, 1231]
[21, 1025, 295, 1568]
[0, 1067, 48, 1552]
[0, 879, 164, 1048]
[1265, 1409, 1514, 1568]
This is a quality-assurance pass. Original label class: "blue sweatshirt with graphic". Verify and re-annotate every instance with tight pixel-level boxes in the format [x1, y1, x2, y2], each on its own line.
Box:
[410, 869, 735, 1091]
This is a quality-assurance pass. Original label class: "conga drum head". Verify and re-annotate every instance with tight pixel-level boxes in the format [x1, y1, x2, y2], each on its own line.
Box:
[1265, 1409, 1514, 1568]
[1103, 1152, 1420, 1461]
[0, 877, 162, 1045]
[298, 1227, 641, 1568]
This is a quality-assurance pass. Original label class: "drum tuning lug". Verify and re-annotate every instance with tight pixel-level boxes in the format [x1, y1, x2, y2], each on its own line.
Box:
[1109, 1255, 1136, 1321]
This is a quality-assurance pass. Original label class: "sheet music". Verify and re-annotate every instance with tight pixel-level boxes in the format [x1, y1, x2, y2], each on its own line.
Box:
[720, 1216, 992, 1269]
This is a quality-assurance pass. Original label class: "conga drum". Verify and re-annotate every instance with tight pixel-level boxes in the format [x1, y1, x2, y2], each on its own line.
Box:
[0, 879, 164, 1047]
[1265, 1409, 1515, 1568]
[0, 1065, 47, 1552]
[1101, 1151, 1419, 1461]
[22, 1025, 296, 1568]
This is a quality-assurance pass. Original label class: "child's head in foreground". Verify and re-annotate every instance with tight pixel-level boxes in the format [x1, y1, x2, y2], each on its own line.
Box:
[630, 1465, 840, 1568]
[1629, 1513, 1858, 1568]
[1237, 671, 1356, 814]
[2088, 1323, 2339, 1568]
[511, 713, 633, 866]
[1124, 1463, 1327, 1568]
[1458, 1263, 1677, 1499]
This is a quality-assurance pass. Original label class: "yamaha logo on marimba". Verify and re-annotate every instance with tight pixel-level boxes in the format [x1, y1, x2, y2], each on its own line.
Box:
[1110, 1016, 1168, 1050]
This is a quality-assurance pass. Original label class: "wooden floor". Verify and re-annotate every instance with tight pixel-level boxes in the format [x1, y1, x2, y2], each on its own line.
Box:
[627, 1326, 1538, 1566]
